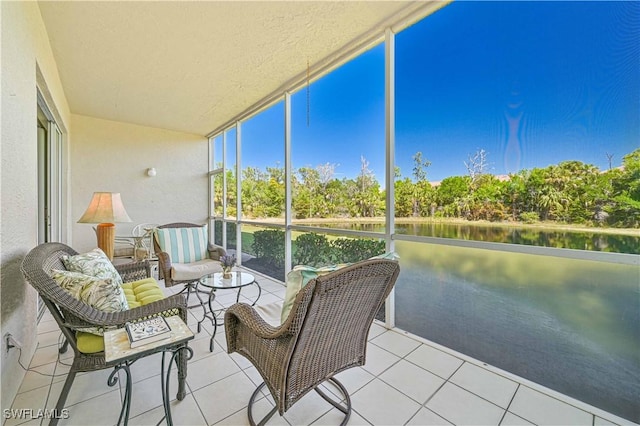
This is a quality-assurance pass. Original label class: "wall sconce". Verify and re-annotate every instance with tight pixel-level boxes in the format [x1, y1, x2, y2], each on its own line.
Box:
[146, 168, 157, 177]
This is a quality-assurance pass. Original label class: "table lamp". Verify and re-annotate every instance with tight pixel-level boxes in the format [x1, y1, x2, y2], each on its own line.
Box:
[78, 192, 132, 260]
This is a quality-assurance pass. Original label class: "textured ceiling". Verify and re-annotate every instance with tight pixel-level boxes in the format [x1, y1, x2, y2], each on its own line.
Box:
[38, 1, 433, 136]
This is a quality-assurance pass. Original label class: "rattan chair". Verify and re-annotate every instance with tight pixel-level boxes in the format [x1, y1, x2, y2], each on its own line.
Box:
[153, 222, 226, 308]
[225, 258, 400, 425]
[21, 243, 189, 426]
[153, 222, 226, 287]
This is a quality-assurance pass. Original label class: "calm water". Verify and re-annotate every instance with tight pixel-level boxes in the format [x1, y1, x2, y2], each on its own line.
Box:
[290, 222, 640, 420]
[308, 222, 640, 254]
[240, 221, 640, 420]
[395, 241, 640, 422]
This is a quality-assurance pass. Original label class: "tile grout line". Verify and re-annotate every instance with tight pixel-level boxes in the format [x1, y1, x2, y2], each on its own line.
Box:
[364, 340, 405, 378]
[420, 360, 464, 409]
[407, 359, 466, 426]
[38, 326, 59, 426]
[516, 383, 597, 420]
[504, 382, 520, 417]
[367, 340, 462, 425]
[19, 280, 627, 426]
[184, 376, 210, 425]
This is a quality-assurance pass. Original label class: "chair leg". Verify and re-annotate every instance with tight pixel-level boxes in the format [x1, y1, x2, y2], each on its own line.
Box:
[185, 283, 193, 306]
[247, 383, 277, 426]
[247, 378, 352, 426]
[49, 370, 76, 426]
[58, 338, 69, 354]
[314, 377, 352, 426]
[176, 345, 188, 401]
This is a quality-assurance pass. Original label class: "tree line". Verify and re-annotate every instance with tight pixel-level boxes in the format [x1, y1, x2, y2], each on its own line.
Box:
[214, 148, 640, 228]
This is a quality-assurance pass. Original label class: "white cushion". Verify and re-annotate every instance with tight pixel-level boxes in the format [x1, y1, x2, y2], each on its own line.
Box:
[171, 259, 222, 281]
[254, 302, 283, 327]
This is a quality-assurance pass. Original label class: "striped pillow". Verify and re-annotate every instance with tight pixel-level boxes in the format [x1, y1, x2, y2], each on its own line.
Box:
[155, 225, 208, 263]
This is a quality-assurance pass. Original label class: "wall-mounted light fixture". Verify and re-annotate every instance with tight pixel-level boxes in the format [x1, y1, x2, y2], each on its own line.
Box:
[146, 168, 157, 177]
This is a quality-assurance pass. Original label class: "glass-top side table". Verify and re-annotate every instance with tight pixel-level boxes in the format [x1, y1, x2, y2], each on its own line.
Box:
[104, 315, 194, 426]
[196, 271, 262, 352]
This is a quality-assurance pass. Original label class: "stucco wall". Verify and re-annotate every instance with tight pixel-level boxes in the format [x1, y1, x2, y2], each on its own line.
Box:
[1, 3, 207, 410]
[70, 114, 208, 252]
[1, 1, 71, 411]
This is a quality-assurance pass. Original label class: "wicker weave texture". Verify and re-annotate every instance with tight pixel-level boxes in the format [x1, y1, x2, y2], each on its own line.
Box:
[225, 258, 400, 415]
[20, 242, 189, 424]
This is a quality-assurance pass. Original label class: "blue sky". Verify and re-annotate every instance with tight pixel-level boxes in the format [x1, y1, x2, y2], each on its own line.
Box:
[241, 1, 639, 183]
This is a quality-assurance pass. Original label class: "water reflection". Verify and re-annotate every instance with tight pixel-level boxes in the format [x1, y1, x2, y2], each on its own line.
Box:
[394, 240, 640, 421]
[311, 222, 640, 254]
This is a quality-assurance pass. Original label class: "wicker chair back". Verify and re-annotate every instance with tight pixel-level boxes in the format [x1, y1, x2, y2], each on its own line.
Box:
[225, 258, 400, 424]
[153, 222, 226, 288]
[20, 242, 188, 426]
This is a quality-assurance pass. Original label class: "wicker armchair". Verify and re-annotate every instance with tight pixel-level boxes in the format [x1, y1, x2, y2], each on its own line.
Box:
[153, 222, 226, 288]
[21, 243, 189, 426]
[225, 258, 400, 425]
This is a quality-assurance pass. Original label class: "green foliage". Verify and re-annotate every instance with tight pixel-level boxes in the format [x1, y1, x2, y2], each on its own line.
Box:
[293, 233, 331, 266]
[394, 178, 414, 217]
[215, 149, 639, 229]
[251, 229, 285, 267]
[519, 211, 540, 224]
[618, 149, 640, 201]
[328, 238, 385, 264]
[606, 195, 640, 228]
[412, 151, 431, 182]
[251, 230, 386, 268]
[437, 176, 470, 206]
[213, 221, 237, 248]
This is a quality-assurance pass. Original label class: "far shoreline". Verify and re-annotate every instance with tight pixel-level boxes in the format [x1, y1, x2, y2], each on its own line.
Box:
[241, 216, 640, 237]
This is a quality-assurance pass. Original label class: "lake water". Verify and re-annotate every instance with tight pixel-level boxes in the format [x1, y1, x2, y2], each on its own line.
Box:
[394, 240, 640, 422]
[291, 221, 640, 421]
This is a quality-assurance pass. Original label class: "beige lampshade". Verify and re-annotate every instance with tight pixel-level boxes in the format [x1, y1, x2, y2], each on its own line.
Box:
[78, 192, 132, 224]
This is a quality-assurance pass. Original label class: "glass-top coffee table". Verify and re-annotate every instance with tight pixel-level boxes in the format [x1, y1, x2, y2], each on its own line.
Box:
[196, 271, 261, 352]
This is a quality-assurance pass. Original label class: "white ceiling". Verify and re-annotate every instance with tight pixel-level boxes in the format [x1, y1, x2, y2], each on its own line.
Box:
[39, 1, 440, 136]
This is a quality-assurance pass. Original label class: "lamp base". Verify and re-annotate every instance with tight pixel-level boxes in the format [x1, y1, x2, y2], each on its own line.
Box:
[96, 223, 115, 260]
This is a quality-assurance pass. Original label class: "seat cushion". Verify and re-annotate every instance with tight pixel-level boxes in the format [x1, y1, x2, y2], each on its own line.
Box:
[171, 259, 222, 281]
[280, 252, 400, 323]
[255, 302, 284, 327]
[155, 225, 208, 263]
[76, 277, 166, 354]
[121, 277, 165, 308]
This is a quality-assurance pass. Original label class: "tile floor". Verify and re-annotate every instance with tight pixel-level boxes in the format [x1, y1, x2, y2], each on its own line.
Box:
[5, 271, 635, 426]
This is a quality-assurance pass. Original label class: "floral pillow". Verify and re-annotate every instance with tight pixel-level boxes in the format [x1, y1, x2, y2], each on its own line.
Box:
[62, 248, 125, 288]
[52, 270, 128, 312]
[52, 269, 128, 335]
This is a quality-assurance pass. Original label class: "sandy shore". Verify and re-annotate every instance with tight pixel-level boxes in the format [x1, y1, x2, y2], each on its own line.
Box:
[250, 216, 640, 237]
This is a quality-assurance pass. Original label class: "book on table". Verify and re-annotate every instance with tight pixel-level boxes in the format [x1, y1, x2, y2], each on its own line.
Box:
[125, 316, 172, 348]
